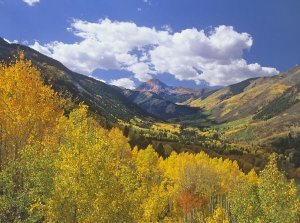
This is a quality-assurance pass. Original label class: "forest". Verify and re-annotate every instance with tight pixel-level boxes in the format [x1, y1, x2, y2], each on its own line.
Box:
[0, 55, 299, 222]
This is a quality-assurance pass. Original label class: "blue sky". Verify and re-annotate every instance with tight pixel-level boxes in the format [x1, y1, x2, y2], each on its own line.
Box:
[1, 0, 299, 89]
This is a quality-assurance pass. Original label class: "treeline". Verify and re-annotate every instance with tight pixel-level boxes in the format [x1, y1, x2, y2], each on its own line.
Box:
[0, 55, 299, 222]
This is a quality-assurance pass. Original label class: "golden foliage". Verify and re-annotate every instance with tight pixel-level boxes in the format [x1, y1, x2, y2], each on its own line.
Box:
[0, 56, 299, 223]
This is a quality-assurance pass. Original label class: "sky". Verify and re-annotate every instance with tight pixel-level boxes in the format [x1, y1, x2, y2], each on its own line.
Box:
[0, 0, 299, 89]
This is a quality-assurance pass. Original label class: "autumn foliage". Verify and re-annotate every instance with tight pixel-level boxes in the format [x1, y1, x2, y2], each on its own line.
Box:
[0, 55, 299, 222]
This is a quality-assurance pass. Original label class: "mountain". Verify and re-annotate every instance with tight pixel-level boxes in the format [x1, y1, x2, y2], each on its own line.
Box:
[254, 80, 300, 120]
[190, 65, 300, 151]
[117, 79, 212, 123]
[136, 79, 169, 94]
[136, 78, 213, 103]
[120, 88, 205, 122]
[1, 37, 299, 156]
[190, 66, 300, 123]
[0, 38, 208, 127]
[0, 38, 153, 126]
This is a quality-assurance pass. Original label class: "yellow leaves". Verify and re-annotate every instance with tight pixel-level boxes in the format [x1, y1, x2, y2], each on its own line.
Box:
[0, 52, 63, 160]
[0, 53, 65, 202]
[29, 202, 42, 213]
[206, 208, 229, 223]
[108, 127, 132, 161]
[288, 180, 297, 197]
[1, 55, 299, 222]
[135, 145, 161, 194]
[141, 183, 169, 222]
[220, 108, 231, 117]
[270, 83, 289, 95]
[151, 122, 181, 134]
[247, 169, 258, 185]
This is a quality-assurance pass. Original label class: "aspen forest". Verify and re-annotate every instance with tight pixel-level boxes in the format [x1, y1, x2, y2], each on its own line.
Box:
[0, 55, 299, 222]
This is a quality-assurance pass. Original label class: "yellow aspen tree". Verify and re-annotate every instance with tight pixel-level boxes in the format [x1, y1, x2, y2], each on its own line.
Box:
[228, 169, 261, 223]
[205, 207, 229, 223]
[47, 106, 138, 222]
[133, 145, 169, 222]
[0, 52, 63, 165]
[0, 53, 63, 222]
[258, 153, 300, 223]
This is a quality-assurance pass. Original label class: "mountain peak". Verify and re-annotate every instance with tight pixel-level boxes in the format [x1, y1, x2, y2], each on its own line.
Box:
[135, 78, 214, 104]
[145, 78, 169, 88]
[136, 78, 169, 93]
[146, 78, 167, 85]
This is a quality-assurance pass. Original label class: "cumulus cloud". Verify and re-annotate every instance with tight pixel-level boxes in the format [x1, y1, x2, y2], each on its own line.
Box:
[30, 18, 279, 86]
[23, 0, 40, 6]
[110, 78, 136, 89]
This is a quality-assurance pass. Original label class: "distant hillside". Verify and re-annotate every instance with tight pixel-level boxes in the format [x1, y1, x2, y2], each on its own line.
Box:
[0, 38, 153, 126]
[120, 88, 205, 122]
[190, 66, 300, 123]
[136, 78, 213, 103]
[254, 81, 300, 120]
[190, 65, 300, 152]
[2, 37, 300, 156]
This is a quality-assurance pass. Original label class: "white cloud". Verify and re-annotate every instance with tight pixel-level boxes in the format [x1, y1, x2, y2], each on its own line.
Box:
[4, 38, 29, 45]
[31, 18, 169, 79]
[148, 25, 277, 86]
[23, 0, 40, 6]
[3, 38, 18, 44]
[30, 18, 279, 86]
[110, 78, 136, 89]
[31, 41, 52, 55]
[127, 62, 154, 82]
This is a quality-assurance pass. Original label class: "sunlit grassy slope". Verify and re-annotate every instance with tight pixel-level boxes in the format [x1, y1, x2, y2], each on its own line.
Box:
[191, 65, 300, 152]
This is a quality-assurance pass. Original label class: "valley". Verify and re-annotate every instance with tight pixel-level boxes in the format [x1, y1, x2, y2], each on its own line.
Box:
[0, 37, 299, 222]
[1, 37, 299, 179]
[1, 1, 300, 221]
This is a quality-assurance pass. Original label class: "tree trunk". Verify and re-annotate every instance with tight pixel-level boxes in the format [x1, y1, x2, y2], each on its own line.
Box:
[73, 204, 77, 223]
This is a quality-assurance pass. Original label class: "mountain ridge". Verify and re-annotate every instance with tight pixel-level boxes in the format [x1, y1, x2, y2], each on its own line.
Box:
[0, 37, 155, 126]
[1, 37, 300, 156]
[120, 88, 205, 122]
[135, 78, 213, 104]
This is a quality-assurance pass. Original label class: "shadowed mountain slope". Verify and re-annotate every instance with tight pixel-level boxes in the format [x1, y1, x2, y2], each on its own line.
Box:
[120, 88, 204, 121]
[136, 78, 213, 104]
[0, 38, 153, 125]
